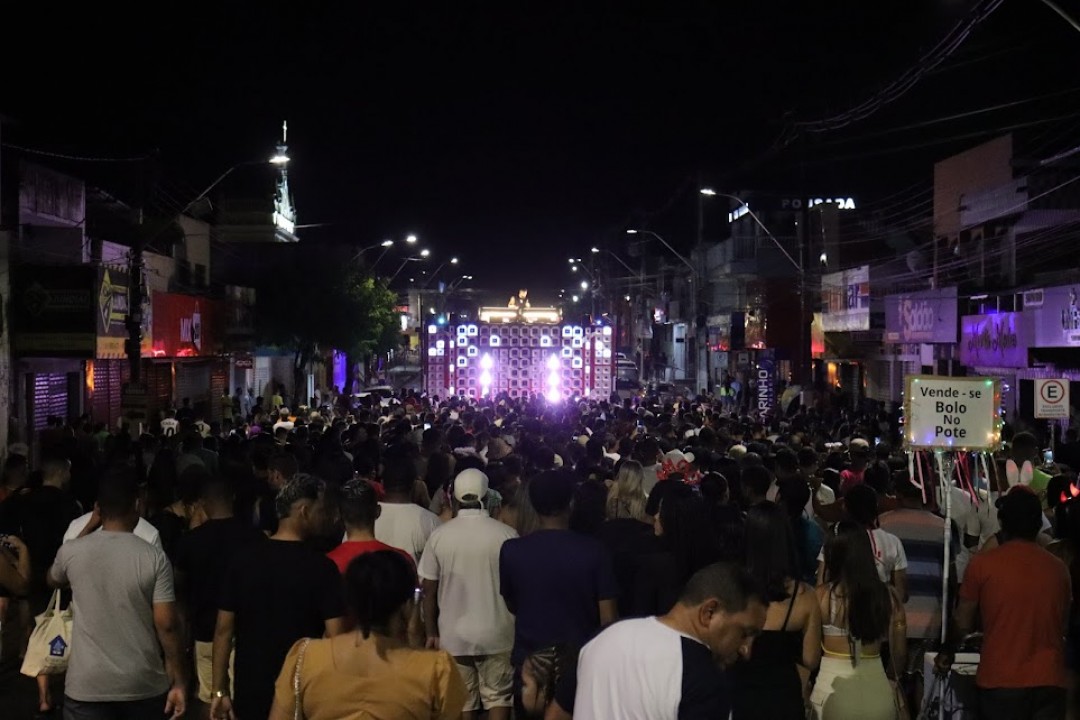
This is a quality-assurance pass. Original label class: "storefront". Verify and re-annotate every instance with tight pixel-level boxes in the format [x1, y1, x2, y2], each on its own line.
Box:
[151, 292, 227, 422]
[1018, 285, 1080, 426]
[959, 311, 1028, 420]
[880, 287, 959, 406]
[11, 265, 96, 452]
[92, 266, 152, 428]
[223, 285, 257, 396]
[820, 266, 875, 408]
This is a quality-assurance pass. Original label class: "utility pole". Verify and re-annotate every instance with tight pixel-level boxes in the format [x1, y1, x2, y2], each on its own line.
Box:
[695, 172, 705, 394]
[121, 155, 153, 436]
[639, 242, 648, 383]
[0, 119, 9, 457]
[125, 158, 147, 385]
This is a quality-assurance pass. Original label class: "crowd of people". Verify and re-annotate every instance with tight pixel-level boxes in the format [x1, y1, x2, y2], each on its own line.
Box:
[0, 388, 1076, 720]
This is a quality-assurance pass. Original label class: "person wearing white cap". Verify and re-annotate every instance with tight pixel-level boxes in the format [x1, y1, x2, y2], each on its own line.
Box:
[418, 469, 519, 720]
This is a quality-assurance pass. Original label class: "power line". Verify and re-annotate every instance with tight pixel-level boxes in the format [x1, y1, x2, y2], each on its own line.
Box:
[775, 0, 1007, 148]
[1039, 0, 1080, 34]
[797, 111, 1080, 167]
[0, 142, 154, 163]
[811, 87, 1080, 149]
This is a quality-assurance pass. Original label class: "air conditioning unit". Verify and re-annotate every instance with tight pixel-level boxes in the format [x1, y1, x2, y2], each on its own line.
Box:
[1023, 289, 1044, 308]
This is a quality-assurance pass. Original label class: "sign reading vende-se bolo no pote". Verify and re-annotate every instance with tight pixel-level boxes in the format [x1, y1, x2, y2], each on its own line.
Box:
[905, 375, 1001, 451]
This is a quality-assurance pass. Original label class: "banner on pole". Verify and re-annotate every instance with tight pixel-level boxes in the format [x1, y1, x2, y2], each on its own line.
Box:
[904, 375, 1001, 451]
[1034, 379, 1070, 420]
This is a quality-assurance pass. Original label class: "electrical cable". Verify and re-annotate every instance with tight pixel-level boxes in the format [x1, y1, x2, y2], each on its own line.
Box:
[0, 143, 154, 163]
[778, 0, 1007, 145]
[1039, 0, 1080, 34]
[810, 87, 1080, 149]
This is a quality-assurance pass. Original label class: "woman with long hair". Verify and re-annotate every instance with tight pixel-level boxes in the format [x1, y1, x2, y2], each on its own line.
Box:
[811, 522, 907, 719]
[732, 501, 822, 719]
[606, 459, 647, 520]
[268, 550, 465, 719]
[631, 485, 722, 616]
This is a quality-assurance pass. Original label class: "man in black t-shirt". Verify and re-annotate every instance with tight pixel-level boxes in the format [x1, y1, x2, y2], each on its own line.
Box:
[174, 476, 266, 708]
[210, 474, 344, 720]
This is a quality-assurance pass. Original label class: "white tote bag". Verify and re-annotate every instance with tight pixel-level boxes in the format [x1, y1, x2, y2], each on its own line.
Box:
[20, 589, 73, 676]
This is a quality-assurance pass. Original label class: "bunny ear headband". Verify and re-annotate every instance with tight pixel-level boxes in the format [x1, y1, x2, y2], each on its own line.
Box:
[1005, 459, 1034, 488]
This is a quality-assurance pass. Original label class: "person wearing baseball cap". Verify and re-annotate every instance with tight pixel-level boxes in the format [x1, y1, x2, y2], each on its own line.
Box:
[418, 468, 519, 719]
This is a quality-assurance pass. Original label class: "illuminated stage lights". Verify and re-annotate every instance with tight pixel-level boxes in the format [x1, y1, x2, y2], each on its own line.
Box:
[544, 355, 562, 403]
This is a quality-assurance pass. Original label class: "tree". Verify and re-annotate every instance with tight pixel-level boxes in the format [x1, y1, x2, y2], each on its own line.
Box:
[256, 249, 399, 404]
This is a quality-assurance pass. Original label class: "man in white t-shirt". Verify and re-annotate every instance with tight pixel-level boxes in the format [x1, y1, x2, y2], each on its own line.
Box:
[271, 410, 294, 434]
[419, 469, 518, 720]
[798, 447, 835, 521]
[374, 453, 440, 562]
[160, 410, 180, 439]
[563, 562, 766, 720]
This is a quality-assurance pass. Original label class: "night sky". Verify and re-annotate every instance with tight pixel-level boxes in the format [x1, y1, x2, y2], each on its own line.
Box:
[4, 1, 1078, 302]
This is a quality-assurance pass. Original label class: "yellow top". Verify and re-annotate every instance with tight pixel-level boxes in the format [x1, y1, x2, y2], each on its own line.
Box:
[273, 635, 466, 720]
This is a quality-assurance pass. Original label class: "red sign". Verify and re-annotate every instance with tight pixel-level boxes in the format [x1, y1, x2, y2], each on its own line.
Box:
[150, 292, 223, 358]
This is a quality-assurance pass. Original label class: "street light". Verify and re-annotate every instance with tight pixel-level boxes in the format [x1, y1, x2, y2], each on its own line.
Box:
[581, 280, 589, 290]
[353, 239, 394, 262]
[422, 257, 462, 289]
[420, 248, 431, 258]
[591, 247, 600, 253]
[389, 254, 429, 282]
[182, 158, 282, 214]
[625, 230, 696, 275]
[702, 192, 800, 272]
[406, 235, 418, 244]
[699, 190, 811, 388]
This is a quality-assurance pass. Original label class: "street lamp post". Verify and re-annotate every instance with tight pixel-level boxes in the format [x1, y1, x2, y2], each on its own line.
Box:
[354, 239, 394, 264]
[388, 250, 431, 282]
[126, 152, 287, 388]
[421, 256, 459, 289]
[593, 246, 647, 379]
[699, 188, 809, 389]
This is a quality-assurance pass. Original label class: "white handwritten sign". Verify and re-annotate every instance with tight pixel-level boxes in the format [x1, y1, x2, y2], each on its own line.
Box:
[904, 375, 1001, 451]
